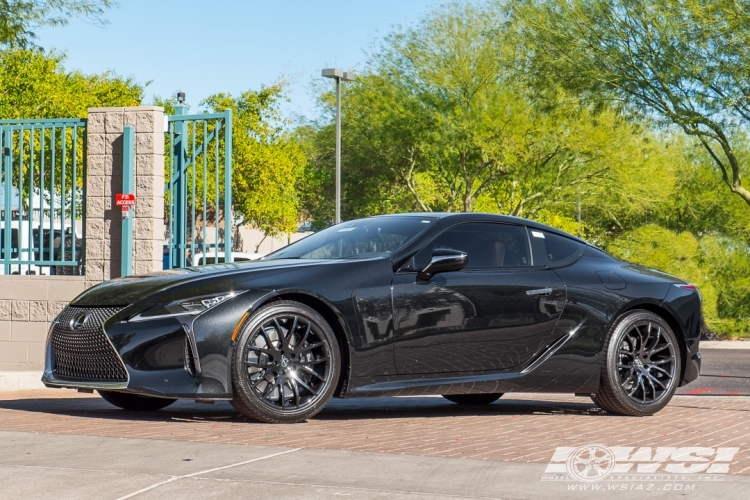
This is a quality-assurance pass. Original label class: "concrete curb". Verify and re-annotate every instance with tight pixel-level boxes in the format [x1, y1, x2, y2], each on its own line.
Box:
[0, 371, 44, 391]
[701, 341, 750, 350]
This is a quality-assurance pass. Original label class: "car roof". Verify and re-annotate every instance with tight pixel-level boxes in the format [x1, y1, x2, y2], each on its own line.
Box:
[369, 212, 590, 245]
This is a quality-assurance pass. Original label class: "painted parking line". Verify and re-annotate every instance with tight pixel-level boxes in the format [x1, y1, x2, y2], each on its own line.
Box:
[114, 447, 301, 500]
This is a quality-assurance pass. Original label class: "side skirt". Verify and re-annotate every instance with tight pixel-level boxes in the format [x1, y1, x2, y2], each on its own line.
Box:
[345, 331, 600, 397]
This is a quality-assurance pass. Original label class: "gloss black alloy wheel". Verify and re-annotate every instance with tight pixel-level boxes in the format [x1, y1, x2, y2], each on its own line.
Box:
[442, 393, 503, 405]
[98, 390, 176, 411]
[592, 310, 681, 416]
[231, 300, 340, 423]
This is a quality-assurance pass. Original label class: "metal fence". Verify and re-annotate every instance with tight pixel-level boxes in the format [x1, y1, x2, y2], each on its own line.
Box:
[166, 107, 232, 269]
[0, 118, 86, 275]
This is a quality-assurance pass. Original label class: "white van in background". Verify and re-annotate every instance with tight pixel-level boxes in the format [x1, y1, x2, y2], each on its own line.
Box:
[191, 251, 265, 266]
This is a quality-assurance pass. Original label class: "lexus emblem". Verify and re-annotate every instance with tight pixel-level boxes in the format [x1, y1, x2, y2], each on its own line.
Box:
[69, 311, 90, 330]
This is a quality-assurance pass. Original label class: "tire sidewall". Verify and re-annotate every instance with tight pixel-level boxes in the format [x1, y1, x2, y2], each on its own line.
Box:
[231, 301, 341, 422]
[605, 310, 682, 415]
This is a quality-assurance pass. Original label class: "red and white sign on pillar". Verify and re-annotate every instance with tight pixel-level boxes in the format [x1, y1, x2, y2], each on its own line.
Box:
[115, 193, 136, 214]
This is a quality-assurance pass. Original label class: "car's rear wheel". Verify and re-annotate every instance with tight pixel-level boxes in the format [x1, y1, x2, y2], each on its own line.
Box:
[592, 310, 681, 416]
[98, 391, 176, 411]
[231, 301, 340, 423]
[442, 393, 503, 405]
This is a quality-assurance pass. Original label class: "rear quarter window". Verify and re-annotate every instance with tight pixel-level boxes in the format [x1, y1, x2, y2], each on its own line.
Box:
[528, 228, 585, 268]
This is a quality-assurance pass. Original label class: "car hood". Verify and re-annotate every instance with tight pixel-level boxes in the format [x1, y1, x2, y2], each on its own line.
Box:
[71, 259, 339, 307]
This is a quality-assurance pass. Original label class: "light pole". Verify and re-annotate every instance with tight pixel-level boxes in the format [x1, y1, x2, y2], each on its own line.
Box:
[322, 68, 355, 224]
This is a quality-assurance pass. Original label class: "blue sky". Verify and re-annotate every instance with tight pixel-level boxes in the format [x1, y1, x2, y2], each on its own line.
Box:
[35, 0, 440, 119]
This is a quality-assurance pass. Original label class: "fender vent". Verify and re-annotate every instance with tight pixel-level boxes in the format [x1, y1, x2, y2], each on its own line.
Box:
[184, 335, 196, 377]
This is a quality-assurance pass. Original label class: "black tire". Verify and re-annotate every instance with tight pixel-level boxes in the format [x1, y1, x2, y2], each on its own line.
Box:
[228, 399, 242, 413]
[592, 310, 682, 416]
[443, 393, 503, 405]
[231, 300, 341, 423]
[98, 390, 176, 411]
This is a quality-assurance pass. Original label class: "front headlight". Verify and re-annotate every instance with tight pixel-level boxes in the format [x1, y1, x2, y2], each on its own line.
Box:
[178, 294, 234, 314]
[130, 292, 241, 322]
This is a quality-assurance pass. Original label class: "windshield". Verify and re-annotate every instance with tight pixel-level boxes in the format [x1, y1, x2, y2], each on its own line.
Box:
[264, 216, 437, 260]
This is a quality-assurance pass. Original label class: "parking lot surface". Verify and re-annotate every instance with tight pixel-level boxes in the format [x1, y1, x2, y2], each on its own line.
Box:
[1, 343, 748, 499]
[677, 342, 750, 395]
[1, 389, 750, 499]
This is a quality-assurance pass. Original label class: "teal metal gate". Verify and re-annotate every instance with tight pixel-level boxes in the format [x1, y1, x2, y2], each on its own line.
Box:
[0, 118, 86, 275]
[166, 106, 232, 269]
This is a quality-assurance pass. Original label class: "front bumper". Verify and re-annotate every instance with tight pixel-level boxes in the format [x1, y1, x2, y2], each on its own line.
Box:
[42, 304, 211, 398]
[42, 297, 259, 400]
[42, 372, 129, 391]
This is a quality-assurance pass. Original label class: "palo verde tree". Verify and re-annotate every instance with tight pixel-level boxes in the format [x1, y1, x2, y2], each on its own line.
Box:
[510, 0, 750, 209]
[357, 1, 527, 213]
[303, 0, 673, 238]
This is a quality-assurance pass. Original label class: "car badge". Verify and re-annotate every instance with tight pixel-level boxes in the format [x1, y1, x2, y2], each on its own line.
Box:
[70, 311, 90, 331]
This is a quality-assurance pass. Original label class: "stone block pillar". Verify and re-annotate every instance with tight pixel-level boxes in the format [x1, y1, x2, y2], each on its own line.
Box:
[85, 106, 165, 284]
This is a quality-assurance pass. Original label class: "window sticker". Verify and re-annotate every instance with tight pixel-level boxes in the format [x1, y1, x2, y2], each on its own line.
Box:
[531, 230, 545, 238]
[337, 227, 356, 232]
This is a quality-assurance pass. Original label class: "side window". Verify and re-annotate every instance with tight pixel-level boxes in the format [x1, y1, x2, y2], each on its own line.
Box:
[415, 223, 530, 269]
[528, 229, 585, 267]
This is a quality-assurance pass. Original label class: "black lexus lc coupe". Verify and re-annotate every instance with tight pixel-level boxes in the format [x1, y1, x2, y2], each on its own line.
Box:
[42, 213, 701, 423]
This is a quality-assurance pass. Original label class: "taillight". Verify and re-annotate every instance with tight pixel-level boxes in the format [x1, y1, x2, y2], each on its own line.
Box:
[675, 283, 701, 301]
[675, 284, 696, 291]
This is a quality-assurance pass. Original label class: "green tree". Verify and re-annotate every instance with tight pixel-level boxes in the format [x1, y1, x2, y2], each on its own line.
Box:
[0, 0, 113, 47]
[1, 48, 142, 205]
[510, 0, 750, 208]
[0, 48, 142, 118]
[644, 139, 750, 337]
[482, 107, 676, 245]
[355, 1, 536, 213]
[701, 236, 750, 335]
[654, 137, 750, 240]
[302, 0, 673, 238]
[203, 84, 306, 246]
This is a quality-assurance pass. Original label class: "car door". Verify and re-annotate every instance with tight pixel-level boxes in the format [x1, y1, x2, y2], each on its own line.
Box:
[392, 222, 565, 375]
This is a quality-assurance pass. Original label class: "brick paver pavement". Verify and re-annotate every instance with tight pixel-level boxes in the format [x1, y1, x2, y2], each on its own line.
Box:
[2, 390, 749, 474]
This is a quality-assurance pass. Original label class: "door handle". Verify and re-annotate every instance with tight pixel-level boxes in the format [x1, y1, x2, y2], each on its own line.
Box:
[526, 288, 553, 296]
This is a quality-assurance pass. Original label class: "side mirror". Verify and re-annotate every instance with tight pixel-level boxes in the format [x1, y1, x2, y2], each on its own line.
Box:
[418, 248, 468, 281]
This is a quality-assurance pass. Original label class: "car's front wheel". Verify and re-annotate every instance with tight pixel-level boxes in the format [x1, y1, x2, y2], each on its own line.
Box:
[98, 391, 176, 411]
[592, 310, 681, 416]
[442, 393, 503, 405]
[231, 301, 341, 423]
